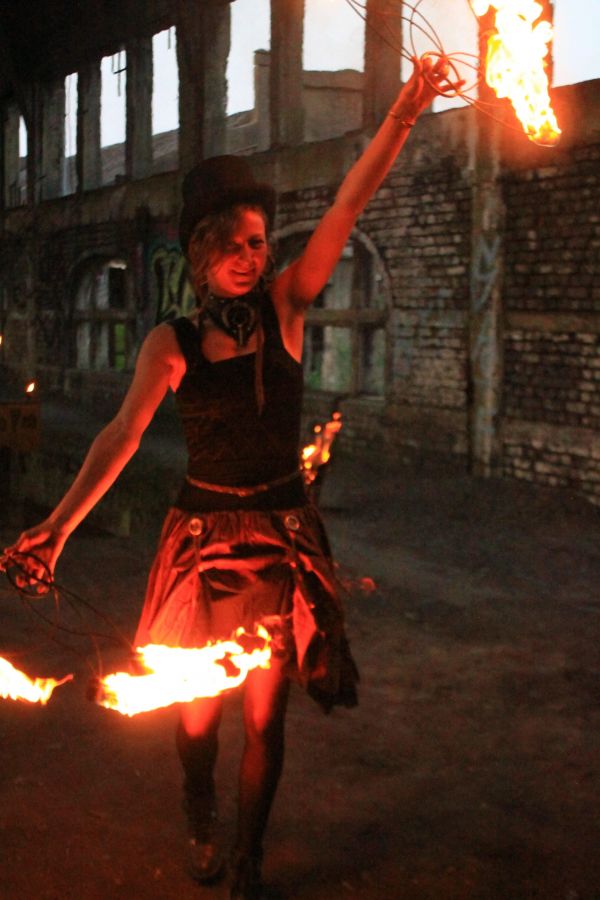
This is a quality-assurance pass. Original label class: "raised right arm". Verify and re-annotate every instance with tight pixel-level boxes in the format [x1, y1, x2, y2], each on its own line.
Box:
[3, 323, 184, 579]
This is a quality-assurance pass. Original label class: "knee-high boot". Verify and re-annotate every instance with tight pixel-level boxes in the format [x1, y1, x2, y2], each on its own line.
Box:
[175, 720, 225, 883]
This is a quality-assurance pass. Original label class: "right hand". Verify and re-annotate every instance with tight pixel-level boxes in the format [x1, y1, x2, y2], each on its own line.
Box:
[2, 521, 69, 591]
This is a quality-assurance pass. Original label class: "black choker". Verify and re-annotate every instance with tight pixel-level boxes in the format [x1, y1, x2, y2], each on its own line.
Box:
[203, 288, 262, 348]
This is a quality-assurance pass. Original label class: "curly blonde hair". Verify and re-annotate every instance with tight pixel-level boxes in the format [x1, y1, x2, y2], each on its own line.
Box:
[187, 204, 274, 305]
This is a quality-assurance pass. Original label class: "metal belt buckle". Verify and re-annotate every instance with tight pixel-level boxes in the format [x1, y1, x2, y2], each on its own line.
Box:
[284, 513, 300, 532]
[188, 516, 205, 537]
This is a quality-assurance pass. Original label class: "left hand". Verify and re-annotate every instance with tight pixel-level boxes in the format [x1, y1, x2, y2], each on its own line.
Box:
[393, 54, 465, 121]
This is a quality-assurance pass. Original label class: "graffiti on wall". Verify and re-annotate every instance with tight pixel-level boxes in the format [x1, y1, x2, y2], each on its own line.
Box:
[472, 234, 500, 314]
[149, 243, 196, 323]
[470, 231, 502, 466]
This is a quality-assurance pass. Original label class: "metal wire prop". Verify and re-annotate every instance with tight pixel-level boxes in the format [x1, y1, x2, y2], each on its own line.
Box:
[342, 0, 551, 137]
[0, 549, 135, 682]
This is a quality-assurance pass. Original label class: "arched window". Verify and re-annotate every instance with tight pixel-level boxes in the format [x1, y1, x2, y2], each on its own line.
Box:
[73, 259, 132, 371]
[277, 229, 389, 396]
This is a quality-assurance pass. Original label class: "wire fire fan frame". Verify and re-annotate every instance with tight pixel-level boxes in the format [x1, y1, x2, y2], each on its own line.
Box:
[343, 0, 556, 142]
[1, 550, 136, 682]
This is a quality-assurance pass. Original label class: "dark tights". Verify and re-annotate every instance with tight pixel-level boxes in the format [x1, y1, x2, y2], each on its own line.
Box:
[177, 656, 290, 857]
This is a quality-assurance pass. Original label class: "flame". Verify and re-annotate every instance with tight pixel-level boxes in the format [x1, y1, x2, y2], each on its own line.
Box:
[95, 627, 272, 717]
[301, 412, 342, 485]
[25, 381, 36, 394]
[473, 0, 561, 146]
[0, 656, 73, 705]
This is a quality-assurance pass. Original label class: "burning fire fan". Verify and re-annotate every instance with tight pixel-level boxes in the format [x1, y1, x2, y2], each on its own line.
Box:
[91, 627, 272, 717]
[1, 551, 274, 715]
[343, 0, 561, 146]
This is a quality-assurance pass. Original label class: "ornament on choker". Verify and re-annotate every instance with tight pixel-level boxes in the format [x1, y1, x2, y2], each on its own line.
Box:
[203, 288, 262, 348]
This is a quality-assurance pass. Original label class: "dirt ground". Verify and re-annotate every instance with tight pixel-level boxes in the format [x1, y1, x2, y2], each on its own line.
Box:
[1, 456, 600, 900]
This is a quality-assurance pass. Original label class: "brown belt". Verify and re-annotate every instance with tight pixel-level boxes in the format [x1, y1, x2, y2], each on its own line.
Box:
[185, 468, 302, 497]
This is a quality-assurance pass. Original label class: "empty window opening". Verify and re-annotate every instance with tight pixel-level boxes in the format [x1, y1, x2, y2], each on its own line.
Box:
[401, 2, 477, 112]
[19, 116, 27, 159]
[74, 259, 132, 372]
[553, 0, 600, 86]
[227, 0, 270, 115]
[64, 72, 78, 195]
[152, 28, 178, 133]
[18, 116, 27, 205]
[3, 109, 26, 207]
[303, 0, 364, 72]
[152, 27, 179, 171]
[101, 50, 126, 184]
[279, 232, 387, 396]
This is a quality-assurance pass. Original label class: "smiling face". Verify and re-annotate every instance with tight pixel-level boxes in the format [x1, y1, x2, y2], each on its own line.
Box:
[204, 208, 269, 298]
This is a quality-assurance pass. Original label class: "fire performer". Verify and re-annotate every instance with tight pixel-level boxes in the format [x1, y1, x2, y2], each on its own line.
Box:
[5, 56, 457, 899]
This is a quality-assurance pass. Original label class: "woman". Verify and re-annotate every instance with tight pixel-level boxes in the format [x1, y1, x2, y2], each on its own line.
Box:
[6, 56, 456, 899]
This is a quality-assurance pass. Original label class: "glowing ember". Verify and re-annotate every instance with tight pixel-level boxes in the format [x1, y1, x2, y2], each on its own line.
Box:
[473, 0, 561, 146]
[301, 412, 342, 486]
[25, 381, 36, 394]
[95, 627, 272, 717]
[0, 656, 73, 705]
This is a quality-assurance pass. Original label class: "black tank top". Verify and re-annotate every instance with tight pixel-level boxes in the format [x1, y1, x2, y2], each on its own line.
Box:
[169, 293, 307, 512]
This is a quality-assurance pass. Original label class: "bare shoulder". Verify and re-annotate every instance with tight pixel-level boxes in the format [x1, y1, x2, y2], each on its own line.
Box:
[139, 322, 186, 390]
[143, 321, 180, 354]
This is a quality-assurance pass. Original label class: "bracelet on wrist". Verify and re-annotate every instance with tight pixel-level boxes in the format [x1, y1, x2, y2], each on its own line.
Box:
[387, 110, 417, 127]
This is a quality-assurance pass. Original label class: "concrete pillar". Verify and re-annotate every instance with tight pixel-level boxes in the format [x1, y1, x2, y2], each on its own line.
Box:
[77, 61, 102, 191]
[126, 36, 153, 180]
[176, 0, 230, 173]
[269, 0, 305, 147]
[203, 1, 231, 159]
[468, 13, 505, 478]
[254, 50, 271, 152]
[3, 102, 20, 207]
[363, 0, 403, 132]
[40, 78, 65, 199]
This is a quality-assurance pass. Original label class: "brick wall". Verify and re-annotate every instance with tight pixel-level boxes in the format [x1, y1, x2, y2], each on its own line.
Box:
[503, 144, 600, 314]
[504, 331, 600, 430]
[502, 139, 600, 503]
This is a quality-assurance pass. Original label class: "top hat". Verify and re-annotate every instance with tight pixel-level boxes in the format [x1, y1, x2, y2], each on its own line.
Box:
[179, 155, 276, 256]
